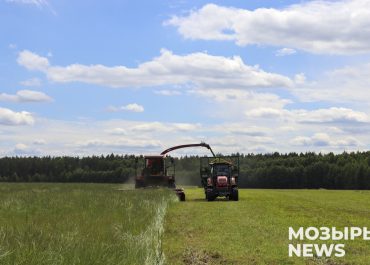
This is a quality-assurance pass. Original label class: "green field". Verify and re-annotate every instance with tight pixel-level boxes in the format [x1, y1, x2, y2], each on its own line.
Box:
[0, 183, 177, 265]
[163, 189, 370, 265]
[0, 184, 369, 265]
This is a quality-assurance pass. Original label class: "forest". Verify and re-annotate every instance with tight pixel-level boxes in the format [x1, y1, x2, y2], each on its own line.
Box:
[0, 151, 369, 189]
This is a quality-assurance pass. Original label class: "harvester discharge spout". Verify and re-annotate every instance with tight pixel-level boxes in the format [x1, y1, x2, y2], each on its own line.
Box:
[160, 142, 216, 157]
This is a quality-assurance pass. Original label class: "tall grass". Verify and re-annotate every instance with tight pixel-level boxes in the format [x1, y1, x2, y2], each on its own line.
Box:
[0, 183, 177, 265]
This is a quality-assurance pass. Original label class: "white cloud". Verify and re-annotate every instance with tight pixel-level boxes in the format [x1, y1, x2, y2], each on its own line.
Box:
[166, 1, 370, 54]
[225, 125, 267, 137]
[106, 122, 200, 137]
[295, 107, 369, 123]
[20, 77, 42, 87]
[33, 139, 46, 145]
[107, 103, 144, 113]
[190, 88, 291, 107]
[15, 143, 28, 150]
[155, 90, 182, 96]
[0, 114, 368, 156]
[130, 121, 200, 133]
[106, 128, 127, 135]
[190, 88, 292, 123]
[276, 48, 296, 57]
[121, 103, 144, 112]
[17, 49, 293, 89]
[17, 50, 49, 71]
[77, 139, 162, 150]
[164, 4, 237, 41]
[6, 0, 56, 15]
[7, 47, 370, 155]
[294, 73, 306, 85]
[246, 107, 285, 119]
[294, 62, 370, 103]
[173, 123, 201, 131]
[311, 133, 332, 146]
[0, 90, 52, 103]
[246, 107, 369, 123]
[0, 118, 207, 156]
[292, 133, 359, 147]
[291, 136, 312, 146]
[6, 0, 48, 7]
[0, 107, 34, 126]
[130, 122, 167, 132]
[12, 143, 41, 156]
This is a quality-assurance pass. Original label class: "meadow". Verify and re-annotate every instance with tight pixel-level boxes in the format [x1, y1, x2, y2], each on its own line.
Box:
[0, 184, 369, 265]
[0, 183, 177, 265]
[163, 189, 370, 265]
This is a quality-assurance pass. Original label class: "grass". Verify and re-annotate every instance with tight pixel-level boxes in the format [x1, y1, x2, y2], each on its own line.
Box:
[1, 184, 369, 265]
[163, 188, 370, 265]
[0, 183, 177, 265]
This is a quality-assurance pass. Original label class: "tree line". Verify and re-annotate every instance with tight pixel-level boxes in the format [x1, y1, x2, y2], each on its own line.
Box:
[0, 151, 369, 189]
[0, 154, 136, 183]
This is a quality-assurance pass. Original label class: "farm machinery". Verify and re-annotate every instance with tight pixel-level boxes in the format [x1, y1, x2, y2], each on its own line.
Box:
[135, 142, 239, 201]
[200, 156, 239, 201]
[135, 143, 215, 201]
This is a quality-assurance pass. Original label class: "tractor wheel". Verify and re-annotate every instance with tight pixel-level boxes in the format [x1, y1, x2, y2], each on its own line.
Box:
[179, 193, 185, 201]
[135, 180, 143, 189]
[207, 190, 215, 201]
[231, 188, 239, 201]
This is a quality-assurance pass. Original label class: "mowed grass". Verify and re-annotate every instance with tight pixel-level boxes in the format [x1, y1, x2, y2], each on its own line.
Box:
[0, 183, 177, 265]
[163, 188, 370, 265]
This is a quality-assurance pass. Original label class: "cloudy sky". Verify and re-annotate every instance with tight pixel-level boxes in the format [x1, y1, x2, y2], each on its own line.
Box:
[1, 0, 370, 156]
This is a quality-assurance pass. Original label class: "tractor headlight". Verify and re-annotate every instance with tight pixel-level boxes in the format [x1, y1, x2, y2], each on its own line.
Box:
[207, 177, 212, 186]
[230, 177, 236, 185]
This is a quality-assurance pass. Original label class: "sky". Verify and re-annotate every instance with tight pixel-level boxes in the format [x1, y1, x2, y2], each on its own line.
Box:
[1, 0, 370, 157]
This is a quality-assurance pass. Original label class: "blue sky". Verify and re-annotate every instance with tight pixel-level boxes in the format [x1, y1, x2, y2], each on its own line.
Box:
[1, 0, 370, 156]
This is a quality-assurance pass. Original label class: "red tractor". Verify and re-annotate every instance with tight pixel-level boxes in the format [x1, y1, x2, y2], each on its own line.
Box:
[200, 156, 239, 201]
[135, 143, 215, 201]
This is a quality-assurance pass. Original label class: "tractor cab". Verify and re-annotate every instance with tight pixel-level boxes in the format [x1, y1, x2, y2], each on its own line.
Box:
[211, 163, 231, 177]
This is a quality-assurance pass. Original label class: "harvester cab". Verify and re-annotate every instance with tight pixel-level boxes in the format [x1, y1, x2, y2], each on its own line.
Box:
[200, 156, 239, 201]
[135, 155, 176, 189]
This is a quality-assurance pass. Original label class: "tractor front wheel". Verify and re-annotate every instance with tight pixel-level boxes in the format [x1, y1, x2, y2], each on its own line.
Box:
[206, 189, 215, 201]
[180, 193, 185, 201]
[231, 188, 239, 201]
[135, 180, 144, 189]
